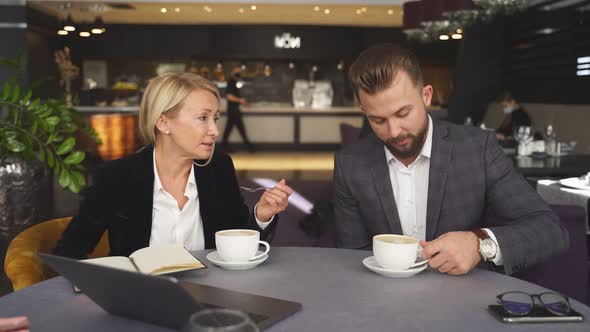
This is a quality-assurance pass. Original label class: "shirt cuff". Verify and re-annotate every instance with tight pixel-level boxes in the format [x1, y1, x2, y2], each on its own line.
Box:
[482, 228, 503, 266]
[254, 203, 274, 229]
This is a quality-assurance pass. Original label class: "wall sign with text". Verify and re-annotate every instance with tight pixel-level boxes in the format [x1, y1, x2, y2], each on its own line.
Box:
[274, 33, 301, 49]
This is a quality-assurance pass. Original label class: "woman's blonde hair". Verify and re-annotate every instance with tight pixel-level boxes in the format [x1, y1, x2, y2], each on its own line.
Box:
[139, 72, 220, 145]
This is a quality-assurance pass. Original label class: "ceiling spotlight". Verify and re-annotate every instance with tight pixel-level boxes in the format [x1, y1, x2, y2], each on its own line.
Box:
[456, 28, 463, 34]
[337, 60, 344, 71]
[64, 14, 75, 31]
[241, 63, 247, 70]
[251, 5, 257, 11]
[175, 8, 180, 13]
[91, 16, 105, 34]
[361, 7, 367, 12]
[204, 6, 213, 13]
[356, 9, 362, 14]
[451, 34, 462, 40]
[314, 6, 320, 11]
[160, 8, 167, 13]
[312, 65, 318, 72]
[57, 30, 68, 36]
[289, 62, 295, 69]
[439, 35, 450, 40]
[79, 31, 91, 37]
[388, 9, 394, 15]
[238, 8, 245, 13]
[324, 9, 330, 14]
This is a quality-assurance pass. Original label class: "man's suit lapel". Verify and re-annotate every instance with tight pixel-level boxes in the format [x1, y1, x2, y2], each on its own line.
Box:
[368, 136, 404, 235]
[426, 121, 454, 240]
[130, 146, 156, 249]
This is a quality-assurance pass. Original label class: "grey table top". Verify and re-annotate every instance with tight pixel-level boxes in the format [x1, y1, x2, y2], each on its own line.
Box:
[537, 180, 590, 233]
[1, 247, 589, 331]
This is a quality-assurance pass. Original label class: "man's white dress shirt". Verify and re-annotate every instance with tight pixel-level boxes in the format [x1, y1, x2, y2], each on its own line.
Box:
[385, 115, 503, 265]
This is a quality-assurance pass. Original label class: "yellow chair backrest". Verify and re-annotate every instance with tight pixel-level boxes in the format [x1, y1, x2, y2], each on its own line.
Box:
[4, 217, 109, 291]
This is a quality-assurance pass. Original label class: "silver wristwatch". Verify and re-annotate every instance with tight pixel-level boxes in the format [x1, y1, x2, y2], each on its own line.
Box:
[473, 229, 497, 262]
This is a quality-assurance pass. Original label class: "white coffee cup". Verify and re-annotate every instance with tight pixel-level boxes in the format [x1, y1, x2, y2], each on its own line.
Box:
[215, 229, 270, 263]
[373, 234, 419, 271]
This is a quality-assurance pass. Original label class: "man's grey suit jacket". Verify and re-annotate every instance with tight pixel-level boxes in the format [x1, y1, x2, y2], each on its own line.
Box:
[333, 119, 569, 275]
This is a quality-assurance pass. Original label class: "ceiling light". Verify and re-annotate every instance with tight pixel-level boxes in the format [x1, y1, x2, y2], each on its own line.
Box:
[356, 9, 362, 14]
[324, 9, 330, 14]
[452, 34, 462, 40]
[439, 35, 450, 40]
[456, 28, 463, 34]
[577, 70, 590, 76]
[577, 56, 590, 64]
[204, 6, 212, 13]
[57, 30, 68, 36]
[175, 8, 180, 13]
[388, 9, 394, 15]
[160, 8, 167, 13]
[64, 15, 75, 31]
[361, 7, 367, 12]
[238, 8, 245, 13]
[79, 31, 91, 37]
[577, 64, 590, 69]
[289, 62, 295, 69]
[251, 5, 257, 11]
[91, 16, 105, 34]
[314, 6, 320, 11]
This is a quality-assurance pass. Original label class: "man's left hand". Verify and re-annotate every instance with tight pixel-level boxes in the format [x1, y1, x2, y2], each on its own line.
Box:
[419, 231, 481, 275]
[255, 179, 294, 222]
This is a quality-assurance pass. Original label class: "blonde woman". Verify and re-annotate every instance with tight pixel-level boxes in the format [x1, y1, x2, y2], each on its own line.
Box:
[55, 73, 293, 258]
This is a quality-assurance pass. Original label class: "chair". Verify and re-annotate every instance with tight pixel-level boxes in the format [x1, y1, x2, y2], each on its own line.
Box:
[339, 123, 362, 146]
[518, 205, 588, 304]
[4, 217, 109, 291]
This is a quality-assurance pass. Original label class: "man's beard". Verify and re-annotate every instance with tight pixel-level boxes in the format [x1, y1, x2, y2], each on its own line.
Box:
[385, 119, 428, 160]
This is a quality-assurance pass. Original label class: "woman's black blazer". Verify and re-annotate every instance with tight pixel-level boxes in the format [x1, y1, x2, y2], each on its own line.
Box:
[54, 146, 278, 258]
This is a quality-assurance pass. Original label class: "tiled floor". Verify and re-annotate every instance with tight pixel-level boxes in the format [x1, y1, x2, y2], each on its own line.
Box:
[0, 152, 336, 297]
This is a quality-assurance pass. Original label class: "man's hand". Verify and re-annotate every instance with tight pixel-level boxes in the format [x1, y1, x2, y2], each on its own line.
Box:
[419, 231, 481, 275]
[0, 316, 29, 332]
[255, 179, 294, 222]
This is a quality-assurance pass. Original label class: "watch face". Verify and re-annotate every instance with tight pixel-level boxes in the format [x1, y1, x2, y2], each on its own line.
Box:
[481, 238, 497, 259]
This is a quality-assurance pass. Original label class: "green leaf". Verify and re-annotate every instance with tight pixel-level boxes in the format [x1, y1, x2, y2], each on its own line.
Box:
[46, 132, 57, 144]
[58, 169, 70, 188]
[27, 98, 40, 111]
[71, 170, 86, 188]
[7, 139, 25, 152]
[2, 82, 9, 100]
[56, 137, 75, 155]
[38, 146, 45, 162]
[46, 116, 60, 126]
[30, 120, 38, 135]
[10, 84, 19, 102]
[64, 151, 85, 165]
[47, 149, 54, 168]
[22, 89, 32, 104]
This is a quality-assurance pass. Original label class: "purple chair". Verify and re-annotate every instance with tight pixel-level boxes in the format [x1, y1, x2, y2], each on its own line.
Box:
[339, 123, 362, 146]
[518, 205, 588, 304]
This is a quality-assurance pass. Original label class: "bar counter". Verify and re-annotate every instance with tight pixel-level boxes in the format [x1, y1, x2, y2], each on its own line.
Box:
[74, 104, 364, 151]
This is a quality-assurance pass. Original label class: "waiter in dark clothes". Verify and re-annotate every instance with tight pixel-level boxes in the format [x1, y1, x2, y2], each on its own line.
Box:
[221, 66, 254, 152]
[496, 91, 532, 141]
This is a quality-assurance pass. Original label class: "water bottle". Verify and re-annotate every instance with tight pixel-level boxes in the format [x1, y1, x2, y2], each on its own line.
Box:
[545, 125, 557, 156]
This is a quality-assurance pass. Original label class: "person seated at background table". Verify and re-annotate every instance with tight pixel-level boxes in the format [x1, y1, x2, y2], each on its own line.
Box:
[55, 73, 293, 259]
[333, 44, 569, 276]
[495, 91, 532, 141]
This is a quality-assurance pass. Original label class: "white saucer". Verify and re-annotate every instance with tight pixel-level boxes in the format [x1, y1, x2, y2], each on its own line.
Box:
[559, 177, 590, 191]
[206, 251, 268, 270]
[362, 256, 428, 278]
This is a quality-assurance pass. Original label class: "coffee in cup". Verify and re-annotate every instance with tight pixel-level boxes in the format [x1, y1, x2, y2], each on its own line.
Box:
[215, 229, 270, 263]
[373, 234, 419, 271]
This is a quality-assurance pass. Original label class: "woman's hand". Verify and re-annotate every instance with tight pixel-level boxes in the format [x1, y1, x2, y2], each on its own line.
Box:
[255, 179, 294, 222]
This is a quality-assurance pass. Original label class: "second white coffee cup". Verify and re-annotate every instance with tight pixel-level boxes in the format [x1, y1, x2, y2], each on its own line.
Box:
[215, 229, 270, 263]
[373, 234, 419, 271]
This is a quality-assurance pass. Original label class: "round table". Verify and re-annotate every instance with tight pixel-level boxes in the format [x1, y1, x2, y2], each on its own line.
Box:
[0, 247, 589, 331]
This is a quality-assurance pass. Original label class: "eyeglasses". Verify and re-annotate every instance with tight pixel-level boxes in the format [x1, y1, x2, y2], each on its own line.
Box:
[497, 291, 571, 316]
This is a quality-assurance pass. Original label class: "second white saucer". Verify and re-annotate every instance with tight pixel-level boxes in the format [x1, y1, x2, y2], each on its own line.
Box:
[206, 250, 268, 270]
[363, 256, 428, 278]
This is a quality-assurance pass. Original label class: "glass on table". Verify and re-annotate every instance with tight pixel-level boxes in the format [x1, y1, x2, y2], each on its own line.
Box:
[181, 308, 259, 332]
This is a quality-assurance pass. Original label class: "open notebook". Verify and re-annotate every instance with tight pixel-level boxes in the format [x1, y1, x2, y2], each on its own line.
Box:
[83, 245, 206, 275]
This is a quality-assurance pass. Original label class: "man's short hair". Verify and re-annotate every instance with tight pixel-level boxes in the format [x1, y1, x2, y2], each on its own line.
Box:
[349, 43, 423, 101]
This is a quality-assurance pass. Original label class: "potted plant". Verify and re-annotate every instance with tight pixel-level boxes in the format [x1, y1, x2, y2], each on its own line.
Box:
[0, 51, 100, 238]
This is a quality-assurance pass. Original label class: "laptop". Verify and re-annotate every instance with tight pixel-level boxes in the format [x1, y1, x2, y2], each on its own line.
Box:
[39, 253, 302, 330]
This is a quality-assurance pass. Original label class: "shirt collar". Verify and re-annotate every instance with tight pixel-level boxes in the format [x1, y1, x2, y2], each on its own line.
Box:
[384, 115, 433, 164]
[153, 150, 197, 197]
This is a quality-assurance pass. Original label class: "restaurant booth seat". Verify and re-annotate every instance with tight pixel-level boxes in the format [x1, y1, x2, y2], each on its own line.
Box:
[518, 205, 588, 305]
[4, 217, 109, 291]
